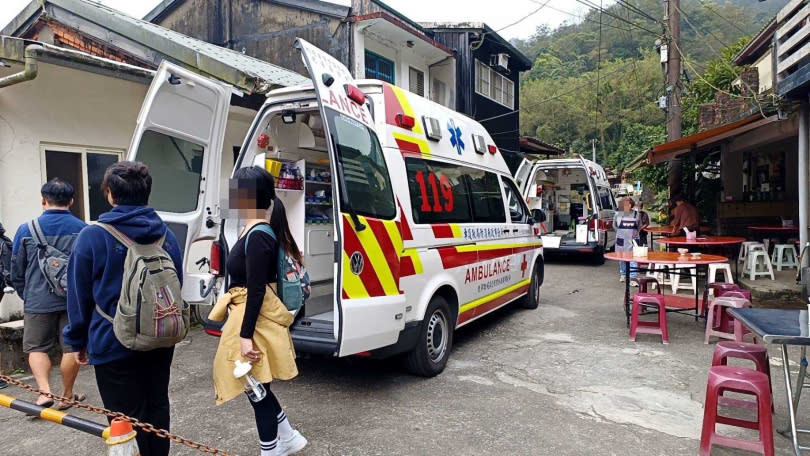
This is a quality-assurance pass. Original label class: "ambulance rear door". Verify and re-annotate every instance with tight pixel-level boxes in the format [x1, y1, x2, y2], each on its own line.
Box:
[296, 38, 407, 356]
[126, 61, 231, 304]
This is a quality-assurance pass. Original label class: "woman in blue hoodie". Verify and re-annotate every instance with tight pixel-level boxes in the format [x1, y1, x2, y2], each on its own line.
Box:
[63, 161, 182, 456]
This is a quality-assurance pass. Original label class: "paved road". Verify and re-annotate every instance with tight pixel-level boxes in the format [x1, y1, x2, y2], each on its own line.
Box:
[0, 258, 805, 455]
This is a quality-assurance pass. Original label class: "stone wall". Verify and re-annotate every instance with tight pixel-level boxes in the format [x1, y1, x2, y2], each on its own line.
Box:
[697, 67, 761, 131]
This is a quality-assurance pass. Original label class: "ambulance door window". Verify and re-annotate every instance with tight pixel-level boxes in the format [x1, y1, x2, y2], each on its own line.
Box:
[502, 178, 530, 224]
[468, 170, 506, 223]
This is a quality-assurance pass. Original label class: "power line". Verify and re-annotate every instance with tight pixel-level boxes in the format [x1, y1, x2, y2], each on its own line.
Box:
[596, 0, 604, 138]
[573, 0, 661, 36]
[470, 0, 552, 51]
[615, 0, 660, 24]
[693, 0, 747, 36]
[530, 0, 637, 34]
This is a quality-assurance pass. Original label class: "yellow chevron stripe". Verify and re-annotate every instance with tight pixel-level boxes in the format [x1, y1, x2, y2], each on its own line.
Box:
[390, 85, 424, 135]
[356, 217, 399, 295]
[459, 279, 531, 314]
[383, 220, 404, 254]
[392, 131, 431, 158]
[403, 248, 424, 274]
[341, 250, 369, 298]
[450, 224, 462, 238]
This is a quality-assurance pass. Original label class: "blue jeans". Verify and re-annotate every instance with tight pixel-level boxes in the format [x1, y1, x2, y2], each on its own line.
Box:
[620, 261, 638, 278]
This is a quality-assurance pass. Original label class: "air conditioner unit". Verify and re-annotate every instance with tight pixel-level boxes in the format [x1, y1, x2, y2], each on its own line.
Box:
[492, 53, 509, 71]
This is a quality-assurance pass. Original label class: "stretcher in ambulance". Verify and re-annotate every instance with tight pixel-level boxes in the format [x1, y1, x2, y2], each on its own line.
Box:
[515, 156, 616, 264]
[124, 39, 544, 376]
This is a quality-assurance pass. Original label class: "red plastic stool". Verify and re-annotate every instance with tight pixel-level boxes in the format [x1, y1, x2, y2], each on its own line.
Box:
[704, 297, 752, 344]
[702, 283, 740, 317]
[716, 289, 753, 333]
[700, 366, 774, 456]
[712, 341, 773, 411]
[635, 277, 661, 294]
[629, 293, 668, 344]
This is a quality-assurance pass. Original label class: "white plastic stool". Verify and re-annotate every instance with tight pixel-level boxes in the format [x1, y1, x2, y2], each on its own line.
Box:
[708, 263, 734, 286]
[650, 263, 674, 285]
[771, 244, 798, 271]
[738, 241, 762, 265]
[671, 263, 697, 294]
[745, 250, 775, 280]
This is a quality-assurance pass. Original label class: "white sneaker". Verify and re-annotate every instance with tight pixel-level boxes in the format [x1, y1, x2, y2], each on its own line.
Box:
[278, 430, 307, 456]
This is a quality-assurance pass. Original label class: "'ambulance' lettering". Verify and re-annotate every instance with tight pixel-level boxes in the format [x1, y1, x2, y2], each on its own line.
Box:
[464, 259, 511, 284]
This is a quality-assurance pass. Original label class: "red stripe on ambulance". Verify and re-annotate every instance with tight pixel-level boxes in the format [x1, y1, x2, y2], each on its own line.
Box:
[457, 284, 530, 325]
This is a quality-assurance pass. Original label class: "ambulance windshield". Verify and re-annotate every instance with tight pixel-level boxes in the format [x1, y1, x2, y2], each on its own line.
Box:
[326, 109, 395, 220]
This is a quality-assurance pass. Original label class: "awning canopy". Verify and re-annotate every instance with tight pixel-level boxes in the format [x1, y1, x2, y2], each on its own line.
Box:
[646, 114, 778, 165]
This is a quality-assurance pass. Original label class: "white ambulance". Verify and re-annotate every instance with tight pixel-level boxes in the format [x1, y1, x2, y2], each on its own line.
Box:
[125, 39, 544, 376]
[515, 156, 616, 264]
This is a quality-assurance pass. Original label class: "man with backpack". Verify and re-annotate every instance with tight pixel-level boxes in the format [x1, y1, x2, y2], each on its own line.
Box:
[11, 178, 86, 407]
[63, 161, 185, 456]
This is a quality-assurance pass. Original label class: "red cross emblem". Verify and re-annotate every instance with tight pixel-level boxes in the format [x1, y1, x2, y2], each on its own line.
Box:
[520, 254, 528, 278]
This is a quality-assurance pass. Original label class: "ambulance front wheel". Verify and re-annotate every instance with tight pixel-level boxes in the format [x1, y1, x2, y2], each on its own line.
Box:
[519, 260, 543, 309]
[403, 296, 453, 377]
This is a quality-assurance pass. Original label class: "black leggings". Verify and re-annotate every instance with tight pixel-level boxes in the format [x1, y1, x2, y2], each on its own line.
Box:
[249, 383, 281, 442]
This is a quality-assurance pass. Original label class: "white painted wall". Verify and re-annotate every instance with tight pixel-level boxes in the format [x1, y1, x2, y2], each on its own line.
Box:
[0, 62, 254, 321]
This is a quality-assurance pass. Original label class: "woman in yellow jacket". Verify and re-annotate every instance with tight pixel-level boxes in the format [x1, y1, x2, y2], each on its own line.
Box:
[209, 166, 307, 456]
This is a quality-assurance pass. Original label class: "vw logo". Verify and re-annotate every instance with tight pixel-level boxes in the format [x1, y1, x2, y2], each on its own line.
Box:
[350, 252, 364, 275]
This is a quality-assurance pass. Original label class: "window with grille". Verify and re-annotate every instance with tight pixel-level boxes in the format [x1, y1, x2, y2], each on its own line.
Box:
[409, 67, 425, 96]
[364, 50, 395, 84]
[474, 59, 515, 109]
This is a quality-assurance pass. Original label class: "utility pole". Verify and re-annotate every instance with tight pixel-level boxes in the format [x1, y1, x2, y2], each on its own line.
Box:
[592, 139, 597, 163]
[665, 0, 682, 198]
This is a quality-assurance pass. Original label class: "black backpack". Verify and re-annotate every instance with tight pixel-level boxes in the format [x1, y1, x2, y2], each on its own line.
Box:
[0, 231, 11, 290]
[27, 219, 69, 298]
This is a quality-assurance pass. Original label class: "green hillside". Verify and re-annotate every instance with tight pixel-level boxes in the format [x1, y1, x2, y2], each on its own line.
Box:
[515, 0, 785, 177]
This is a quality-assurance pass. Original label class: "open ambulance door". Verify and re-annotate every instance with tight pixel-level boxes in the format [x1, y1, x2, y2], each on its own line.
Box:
[577, 155, 608, 249]
[514, 157, 535, 194]
[126, 61, 232, 304]
[296, 39, 407, 356]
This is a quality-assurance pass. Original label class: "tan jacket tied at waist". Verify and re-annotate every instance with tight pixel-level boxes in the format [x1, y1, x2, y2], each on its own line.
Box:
[210, 285, 298, 405]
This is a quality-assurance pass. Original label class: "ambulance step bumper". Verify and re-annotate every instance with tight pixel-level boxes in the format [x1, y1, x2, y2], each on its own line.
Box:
[291, 318, 337, 355]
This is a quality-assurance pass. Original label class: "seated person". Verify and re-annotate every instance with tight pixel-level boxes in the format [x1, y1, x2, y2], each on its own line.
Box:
[670, 194, 699, 235]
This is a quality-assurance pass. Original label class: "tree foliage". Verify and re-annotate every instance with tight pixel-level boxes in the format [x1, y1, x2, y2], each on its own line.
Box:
[516, 0, 784, 196]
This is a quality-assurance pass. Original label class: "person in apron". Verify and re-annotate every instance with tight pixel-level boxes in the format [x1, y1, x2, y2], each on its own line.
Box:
[613, 198, 641, 284]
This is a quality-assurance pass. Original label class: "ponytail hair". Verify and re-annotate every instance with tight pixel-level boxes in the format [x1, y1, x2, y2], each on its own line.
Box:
[269, 196, 303, 264]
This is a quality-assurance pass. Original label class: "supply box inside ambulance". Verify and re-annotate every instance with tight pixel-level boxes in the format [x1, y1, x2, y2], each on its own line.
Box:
[515, 156, 616, 263]
[124, 39, 544, 376]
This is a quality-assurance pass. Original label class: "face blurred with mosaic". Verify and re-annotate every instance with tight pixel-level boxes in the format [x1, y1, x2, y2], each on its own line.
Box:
[222, 169, 275, 219]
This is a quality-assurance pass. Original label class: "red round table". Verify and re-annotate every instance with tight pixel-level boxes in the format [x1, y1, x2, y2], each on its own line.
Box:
[656, 236, 746, 247]
[657, 236, 745, 280]
[643, 226, 712, 235]
[749, 226, 799, 232]
[605, 251, 729, 325]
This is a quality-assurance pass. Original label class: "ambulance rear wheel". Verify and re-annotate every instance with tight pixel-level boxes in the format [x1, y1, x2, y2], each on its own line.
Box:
[403, 296, 453, 377]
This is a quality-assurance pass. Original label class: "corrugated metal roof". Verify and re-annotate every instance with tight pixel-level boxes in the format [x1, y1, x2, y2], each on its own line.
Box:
[3, 0, 309, 92]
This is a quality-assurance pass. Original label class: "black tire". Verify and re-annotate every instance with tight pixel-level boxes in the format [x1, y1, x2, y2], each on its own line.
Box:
[519, 260, 543, 309]
[592, 249, 606, 265]
[403, 296, 454, 377]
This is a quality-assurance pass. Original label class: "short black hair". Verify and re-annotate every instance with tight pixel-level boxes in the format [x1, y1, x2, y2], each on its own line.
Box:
[101, 161, 152, 206]
[232, 166, 276, 210]
[673, 194, 687, 203]
[41, 178, 74, 206]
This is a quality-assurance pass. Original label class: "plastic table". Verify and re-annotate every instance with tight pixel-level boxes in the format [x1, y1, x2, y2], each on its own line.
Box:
[729, 308, 810, 455]
[604, 251, 728, 325]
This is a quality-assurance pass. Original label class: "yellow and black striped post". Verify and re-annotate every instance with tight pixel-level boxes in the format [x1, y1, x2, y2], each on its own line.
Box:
[0, 393, 111, 439]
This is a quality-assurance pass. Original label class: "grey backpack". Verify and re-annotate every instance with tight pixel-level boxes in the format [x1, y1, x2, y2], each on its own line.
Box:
[96, 223, 189, 351]
[27, 219, 69, 298]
